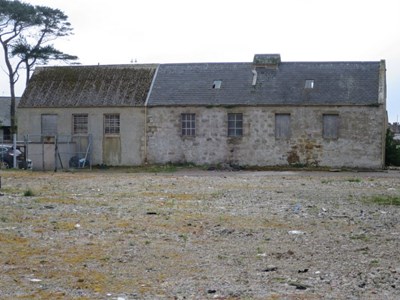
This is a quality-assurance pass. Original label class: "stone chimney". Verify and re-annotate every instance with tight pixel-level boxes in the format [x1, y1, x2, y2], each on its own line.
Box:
[253, 54, 281, 69]
[251, 54, 281, 86]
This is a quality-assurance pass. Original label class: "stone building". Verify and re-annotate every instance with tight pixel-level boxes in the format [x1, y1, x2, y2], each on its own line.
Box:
[17, 54, 387, 169]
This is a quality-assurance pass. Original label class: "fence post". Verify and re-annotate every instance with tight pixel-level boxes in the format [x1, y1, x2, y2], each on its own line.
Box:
[42, 136, 45, 171]
[13, 133, 17, 168]
[24, 135, 29, 169]
[54, 135, 58, 172]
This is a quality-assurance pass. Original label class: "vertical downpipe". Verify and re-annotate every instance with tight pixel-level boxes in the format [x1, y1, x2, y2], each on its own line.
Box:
[379, 60, 387, 168]
[144, 105, 148, 164]
[144, 65, 159, 164]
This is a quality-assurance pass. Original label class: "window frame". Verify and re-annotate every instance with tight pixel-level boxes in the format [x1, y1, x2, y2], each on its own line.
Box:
[41, 114, 58, 136]
[323, 114, 339, 139]
[305, 79, 314, 89]
[212, 80, 222, 89]
[72, 113, 88, 135]
[181, 113, 196, 137]
[275, 113, 291, 139]
[227, 113, 243, 137]
[104, 113, 120, 135]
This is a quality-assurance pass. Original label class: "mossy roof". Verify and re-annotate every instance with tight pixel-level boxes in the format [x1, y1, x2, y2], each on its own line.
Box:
[19, 64, 157, 108]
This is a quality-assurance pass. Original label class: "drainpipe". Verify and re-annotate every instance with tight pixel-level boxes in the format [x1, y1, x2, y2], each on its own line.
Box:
[378, 59, 387, 169]
[143, 65, 159, 164]
[251, 69, 258, 86]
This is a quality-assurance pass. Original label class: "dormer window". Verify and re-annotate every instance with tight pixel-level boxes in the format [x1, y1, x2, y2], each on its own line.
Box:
[305, 80, 314, 89]
[212, 80, 222, 89]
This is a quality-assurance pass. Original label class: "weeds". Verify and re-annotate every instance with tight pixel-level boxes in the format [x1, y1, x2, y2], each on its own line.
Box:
[23, 189, 35, 197]
[178, 234, 188, 243]
[346, 178, 362, 183]
[363, 195, 400, 206]
[350, 233, 370, 242]
[370, 259, 380, 266]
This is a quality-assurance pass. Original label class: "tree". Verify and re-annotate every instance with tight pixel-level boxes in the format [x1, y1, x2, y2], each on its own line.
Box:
[0, 0, 78, 134]
[385, 128, 400, 166]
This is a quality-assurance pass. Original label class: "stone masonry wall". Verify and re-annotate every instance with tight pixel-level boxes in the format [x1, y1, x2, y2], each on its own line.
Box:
[146, 105, 386, 169]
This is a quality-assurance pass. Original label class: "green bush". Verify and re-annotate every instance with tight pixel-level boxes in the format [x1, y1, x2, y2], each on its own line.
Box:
[23, 189, 35, 197]
[385, 129, 400, 166]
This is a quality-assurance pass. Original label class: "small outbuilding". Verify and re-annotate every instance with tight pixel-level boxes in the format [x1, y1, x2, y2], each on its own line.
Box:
[18, 64, 157, 169]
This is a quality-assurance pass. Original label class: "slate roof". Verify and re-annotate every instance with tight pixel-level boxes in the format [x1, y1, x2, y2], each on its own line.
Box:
[147, 61, 381, 106]
[19, 57, 382, 108]
[19, 64, 157, 108]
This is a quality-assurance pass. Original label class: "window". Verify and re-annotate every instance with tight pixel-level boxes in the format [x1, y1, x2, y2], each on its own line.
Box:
[305, 79, 314, 89]
[181, 113, 196, 136]
[228, 113, 243, 137]
[41, 114, 57, 136]
[323, 114, 339, 139]
[275, 114, 291, 139]
[73, 114, 88, 134]
[104, 114, 120, 134]
[212, 80, 222, 89]
[2, 127, 11, 141]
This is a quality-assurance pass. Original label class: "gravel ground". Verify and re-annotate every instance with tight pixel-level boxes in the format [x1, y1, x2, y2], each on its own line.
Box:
[0, 169, 399, 300]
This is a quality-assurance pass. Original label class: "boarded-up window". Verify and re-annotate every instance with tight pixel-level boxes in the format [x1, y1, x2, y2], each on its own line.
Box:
[181, 113, 195, 136]
[228, 113, 243, 137]
[104, 114, 120, 134]
[41, 114, 58, 136]
[73, 114, 88, 134]
[323, 114, 339, 139]
[275, 114, 291, 139]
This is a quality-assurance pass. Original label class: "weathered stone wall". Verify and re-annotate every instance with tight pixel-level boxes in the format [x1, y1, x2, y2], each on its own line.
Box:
[146, 105, 386, 169]
[17, 104, 386, 169]
[18, 107, 145, 168]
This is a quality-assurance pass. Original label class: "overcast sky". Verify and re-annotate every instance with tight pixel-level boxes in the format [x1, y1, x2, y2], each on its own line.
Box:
[1, 0, 399, 122]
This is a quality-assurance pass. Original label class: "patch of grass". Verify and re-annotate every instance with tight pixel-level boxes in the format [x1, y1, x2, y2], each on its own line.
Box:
[72, 269, 107, 293]
[350, 233, 370, 242]
[146, 164, 178, 173]
[364, 195, 400, 206]
[321, 179, 332, 184]
[346, 178, 362, 183]
[34, 197, 78, 205]
[52, 221, 79, 231]
[178, 233, 188, 243]
[271, 277, 287, 283]
[370, 259, 379, 266]
[122, 163, 183, 173]
[23, 188, 35, 197]
[0, 186, 20, 194]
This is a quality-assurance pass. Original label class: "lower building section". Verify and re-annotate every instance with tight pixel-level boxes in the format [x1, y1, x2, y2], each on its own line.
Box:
[146, 106, 386, 169]
[17, 105, 386, 170]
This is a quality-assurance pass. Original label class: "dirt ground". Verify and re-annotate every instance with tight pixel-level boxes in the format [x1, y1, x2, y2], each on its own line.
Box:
[0, 168, 399, 300]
